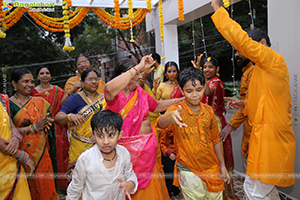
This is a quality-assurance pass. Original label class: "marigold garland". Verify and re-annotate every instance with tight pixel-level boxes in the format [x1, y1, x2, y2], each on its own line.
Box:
[27, 7, 87, 32]
[114, 0, 120, 29]
[62, 0, 74, 51]
[91, 8, 147, 30]
[178, 0, 184, 21]
[0, 0, 7, 38]
[147, 0, 152, 13]
[223, 0, 230, 8]
[128, 0, 135, 42]
[158, 0, 165, 60]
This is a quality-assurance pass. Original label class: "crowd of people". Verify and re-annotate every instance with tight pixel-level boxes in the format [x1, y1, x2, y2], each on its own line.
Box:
[0, 0, 296, 200]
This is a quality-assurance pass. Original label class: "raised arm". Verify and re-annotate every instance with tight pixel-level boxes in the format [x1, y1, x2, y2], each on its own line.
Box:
[105, 55, 155, 101]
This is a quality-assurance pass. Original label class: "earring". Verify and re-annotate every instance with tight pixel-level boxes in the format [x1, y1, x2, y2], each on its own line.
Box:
[216, 72, 220, 76]
[14, 87, 17, 91]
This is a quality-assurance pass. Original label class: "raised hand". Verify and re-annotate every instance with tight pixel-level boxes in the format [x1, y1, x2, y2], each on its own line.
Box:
[168, 105, 188, 128]
[191, 54, 203, 69]
[153, 77, 161, 93]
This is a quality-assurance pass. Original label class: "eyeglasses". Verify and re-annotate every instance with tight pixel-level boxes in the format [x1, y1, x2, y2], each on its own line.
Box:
[85, 77, 100, 82]
[77, 60, 90, 66]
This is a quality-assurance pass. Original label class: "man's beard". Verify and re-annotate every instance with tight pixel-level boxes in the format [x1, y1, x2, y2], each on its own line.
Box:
[235, 57, 251, 68]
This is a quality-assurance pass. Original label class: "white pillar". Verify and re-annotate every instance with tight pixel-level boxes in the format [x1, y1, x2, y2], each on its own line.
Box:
[163, 24, 179, 66]
[268, 0, 300, 199]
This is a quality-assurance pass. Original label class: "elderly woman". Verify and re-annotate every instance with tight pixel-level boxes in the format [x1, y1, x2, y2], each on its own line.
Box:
[64, 53, 105, 97]
[105, 55, 183, 200]
[55, 69, 103, 182]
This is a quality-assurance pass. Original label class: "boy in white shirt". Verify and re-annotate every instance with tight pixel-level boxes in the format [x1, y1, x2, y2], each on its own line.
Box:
[66, 110, 138, 200]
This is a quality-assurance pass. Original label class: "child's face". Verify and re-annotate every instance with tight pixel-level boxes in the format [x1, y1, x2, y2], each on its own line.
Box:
[181, 80, 204, 107]
[92, 127, 123, 155]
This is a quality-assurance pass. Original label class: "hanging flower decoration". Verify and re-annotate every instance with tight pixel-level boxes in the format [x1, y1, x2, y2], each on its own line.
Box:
[147, 0, 152, 13]
[62, 0, 74, 51]
[91, 8, 147, 30]
[128, 0, 135, 42]
[0, 0, 7, 38]
[158, 0, 165, 60]
[223, 0, 230, 8]
[114, 0, 120, 29]
[178, 0, 184, 21]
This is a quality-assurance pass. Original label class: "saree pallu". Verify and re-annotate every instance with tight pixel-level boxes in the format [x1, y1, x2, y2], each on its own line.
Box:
[105, 87, 169, 199]
[31, 86, 69, 193]
[66, 98, 102, 180]
[11, 97, 57, 200]
[0, 96, 31, 200]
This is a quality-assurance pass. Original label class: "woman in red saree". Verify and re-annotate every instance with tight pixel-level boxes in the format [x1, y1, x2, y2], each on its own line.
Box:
[30, 66, 69, 194]
[197, 56, 238, 200]
[9, 68, 57, 200]
[105, 56, 183, 200]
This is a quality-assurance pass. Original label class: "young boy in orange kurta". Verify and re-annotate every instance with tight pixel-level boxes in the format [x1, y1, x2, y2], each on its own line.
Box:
[156, 67, 230, 199]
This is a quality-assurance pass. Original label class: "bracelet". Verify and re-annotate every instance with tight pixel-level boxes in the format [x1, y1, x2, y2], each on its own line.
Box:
[67, 113, 72, 121]
[12, 133, 22, 143]
[17, 150, 25, 161]
[133, 67, 138, 72]
[33, 124, 38, 132]
[128, 70, 134, 79]
[21, 153, 30, 164]
[29, 124, 35, 133]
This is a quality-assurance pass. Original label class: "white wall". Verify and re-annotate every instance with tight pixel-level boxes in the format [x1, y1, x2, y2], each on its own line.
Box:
[268, 0, 300, 199]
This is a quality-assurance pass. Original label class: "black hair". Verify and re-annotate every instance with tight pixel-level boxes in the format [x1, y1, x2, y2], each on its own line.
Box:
[36, 65, 50, 76]
[203, 56, 219, 68]
[91, 110, 123, 134]
[11, 68, 32, 83]
[178, 67, 205, 89]
[75, 53, 92, 66]
[81, 69, 99, 81]
[163, 61, 179, 82]
[247, 29, 271, 47]
[111, 58, 138, 79]
[151, 53, 161, 64]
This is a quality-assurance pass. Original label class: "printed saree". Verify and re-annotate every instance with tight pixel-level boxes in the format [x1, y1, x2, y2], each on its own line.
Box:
[31, 86, 69, 193]
[10, 97, 57, 200]
[66, 93, 102, 181]
[0, 95, 31, 200]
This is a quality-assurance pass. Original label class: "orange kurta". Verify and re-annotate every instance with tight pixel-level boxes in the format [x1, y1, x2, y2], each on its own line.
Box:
[212, 7, 295, 187]
[229, 62, 254, 158]
[64, 75, 105, 94]
[157, 101, 224, 193]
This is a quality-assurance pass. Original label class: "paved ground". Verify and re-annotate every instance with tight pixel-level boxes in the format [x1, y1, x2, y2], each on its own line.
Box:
[58, 172, 297, 200]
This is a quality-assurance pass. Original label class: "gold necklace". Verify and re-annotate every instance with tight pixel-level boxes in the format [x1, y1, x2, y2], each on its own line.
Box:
[40, 84, 51, 96]
[169, 80, 176, 85]
[83, 90, 98, 104]
[14, 94, 38, 120]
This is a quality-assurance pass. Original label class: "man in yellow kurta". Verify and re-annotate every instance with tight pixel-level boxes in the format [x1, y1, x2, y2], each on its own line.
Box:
[211, 1, 295, 199]
[220, 52, 255, 159]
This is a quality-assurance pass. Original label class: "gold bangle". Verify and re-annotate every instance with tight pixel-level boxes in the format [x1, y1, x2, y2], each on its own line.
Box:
[33, 124, 38, 132]
[128, 70, 134, 79]
[29, 125, 35, 132]
[68, 113, 72, 121]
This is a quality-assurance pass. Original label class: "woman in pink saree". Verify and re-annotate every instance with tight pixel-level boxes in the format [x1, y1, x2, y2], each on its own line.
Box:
[105, 56, 183, 200]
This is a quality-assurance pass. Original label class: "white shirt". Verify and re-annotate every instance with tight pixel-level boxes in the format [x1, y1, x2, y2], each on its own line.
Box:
[66, 145, 138, 200]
